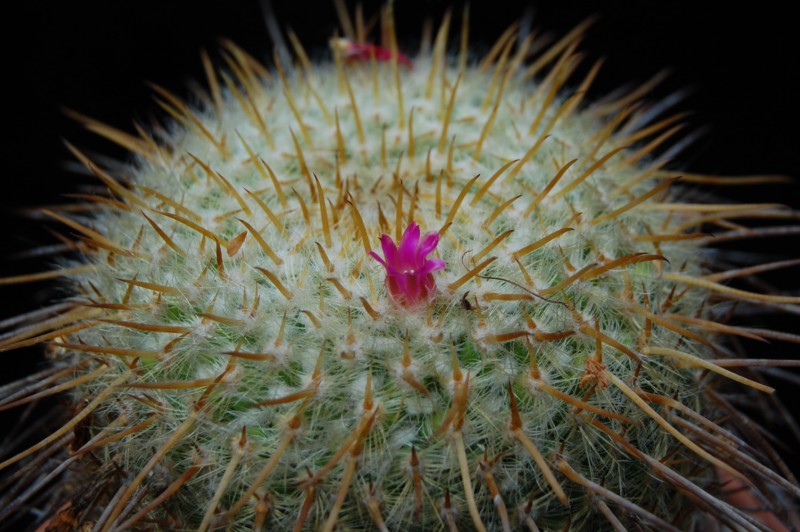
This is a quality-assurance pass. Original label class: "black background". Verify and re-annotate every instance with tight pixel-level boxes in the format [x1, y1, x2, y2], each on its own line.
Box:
[5, 2, 799, 248]
[6, 1, 800, 205]
[3, 0, 799, 476]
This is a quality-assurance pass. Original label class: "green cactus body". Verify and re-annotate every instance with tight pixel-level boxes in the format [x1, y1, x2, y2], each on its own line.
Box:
[1, 6, 797, 531]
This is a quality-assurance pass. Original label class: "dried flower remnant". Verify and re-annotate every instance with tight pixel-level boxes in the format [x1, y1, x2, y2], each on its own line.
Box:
[369, 221, 445, 307]
[330, 37, 414, 68]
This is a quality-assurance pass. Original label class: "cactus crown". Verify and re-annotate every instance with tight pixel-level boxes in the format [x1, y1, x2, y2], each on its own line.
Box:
[0, 4, 798, 531]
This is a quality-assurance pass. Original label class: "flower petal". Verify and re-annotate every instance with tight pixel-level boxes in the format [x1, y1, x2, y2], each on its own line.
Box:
[397, 222, 421, 267]
[380, 234, 398, 266]
[422, 258, 446, 274]
[417, 231, 440, 259]
[368, 250, 387, 268]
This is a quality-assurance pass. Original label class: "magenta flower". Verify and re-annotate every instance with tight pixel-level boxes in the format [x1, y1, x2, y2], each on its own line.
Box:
[368, 221, 446, 308]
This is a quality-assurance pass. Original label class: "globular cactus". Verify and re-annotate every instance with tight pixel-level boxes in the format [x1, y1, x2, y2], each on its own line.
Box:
[1, 4, 799, 531]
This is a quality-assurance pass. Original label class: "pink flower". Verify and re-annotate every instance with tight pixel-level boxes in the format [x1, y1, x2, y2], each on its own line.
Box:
[368, 221, 446, 308]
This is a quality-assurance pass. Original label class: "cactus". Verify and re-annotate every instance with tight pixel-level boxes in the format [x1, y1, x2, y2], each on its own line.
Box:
[1, 4, 798, 531]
